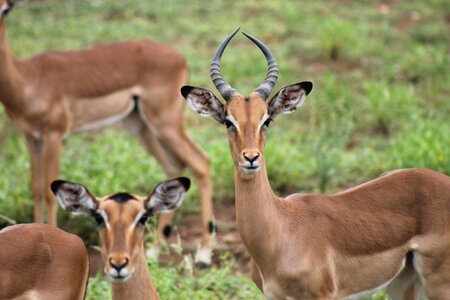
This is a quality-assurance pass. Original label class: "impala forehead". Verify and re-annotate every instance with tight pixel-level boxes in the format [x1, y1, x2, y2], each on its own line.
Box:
[226, 94, 268, 127]
[98, 197, 145, 222]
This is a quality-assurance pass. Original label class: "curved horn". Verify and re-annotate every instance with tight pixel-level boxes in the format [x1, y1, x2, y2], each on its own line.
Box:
[210, 28, 240, 101]
[242, 32, 278, 100]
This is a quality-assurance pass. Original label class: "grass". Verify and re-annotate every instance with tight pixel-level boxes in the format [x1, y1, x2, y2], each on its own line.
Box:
[0, 0, 449, 299]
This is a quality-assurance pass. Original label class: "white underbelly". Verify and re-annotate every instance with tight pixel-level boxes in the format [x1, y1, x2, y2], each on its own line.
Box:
[70, 87, 141, 133]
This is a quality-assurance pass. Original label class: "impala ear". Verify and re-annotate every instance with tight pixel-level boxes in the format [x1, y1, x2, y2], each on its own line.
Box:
[181, 86, 225, 123]
[145, 177, 190, 214]
[51, 180, 98, 215]
[268, 81, 313, 119]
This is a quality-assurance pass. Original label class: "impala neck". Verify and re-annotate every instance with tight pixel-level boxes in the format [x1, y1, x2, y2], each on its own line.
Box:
[111, 245, 160, 300]
[0, 18, 24, 108]
[234, 162, 279, 263]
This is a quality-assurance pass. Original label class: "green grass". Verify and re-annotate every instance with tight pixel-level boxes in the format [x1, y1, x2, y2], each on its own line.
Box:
[0, 0, 449, 299]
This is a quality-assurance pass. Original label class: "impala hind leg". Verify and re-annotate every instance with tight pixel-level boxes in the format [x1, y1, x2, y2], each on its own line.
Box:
[43, 133, 62, 226]
[159, 129, 214, 268]
[137, 85, 214, 267]
[25, 135, 46, 224]
[123, 113, 185, 253]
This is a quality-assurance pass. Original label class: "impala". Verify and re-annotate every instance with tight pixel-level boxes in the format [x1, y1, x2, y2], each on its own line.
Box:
[52, 177, 190, 300]
[0, 223, 89, 300]
[0, 0, 214, 265]
[181, 28, 450, 299]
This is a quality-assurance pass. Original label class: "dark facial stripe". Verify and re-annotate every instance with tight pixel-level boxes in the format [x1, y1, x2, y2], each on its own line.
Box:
[108, 192, 136, 203]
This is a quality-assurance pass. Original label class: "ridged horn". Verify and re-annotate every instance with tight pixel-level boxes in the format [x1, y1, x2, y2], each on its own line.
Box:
[210, 28, 240, 101]
[242, 32, 278, 100]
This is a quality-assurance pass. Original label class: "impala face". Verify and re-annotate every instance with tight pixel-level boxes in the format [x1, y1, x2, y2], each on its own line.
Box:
[181, 28, 312, 179]
[52, 177, 190, 282]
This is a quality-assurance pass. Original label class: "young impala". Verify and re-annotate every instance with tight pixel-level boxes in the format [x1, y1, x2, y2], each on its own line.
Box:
[52, 177, 190, 300]
[0, 0, 213, 265]
[182, 28, 450, 299]
[0, 223, 89, 300]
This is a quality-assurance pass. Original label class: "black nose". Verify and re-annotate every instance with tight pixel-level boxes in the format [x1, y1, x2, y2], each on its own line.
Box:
[109, 257, 129, 271]
[243, 152, 260, 164]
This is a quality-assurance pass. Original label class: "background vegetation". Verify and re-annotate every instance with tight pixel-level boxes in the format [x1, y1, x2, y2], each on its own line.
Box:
[0, 0, 448, 299]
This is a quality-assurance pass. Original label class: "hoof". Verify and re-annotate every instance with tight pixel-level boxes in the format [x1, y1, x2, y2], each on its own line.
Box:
[194, 261, 211, 269]
[194, 247, 212, 269]
[145, 246, 159, 260]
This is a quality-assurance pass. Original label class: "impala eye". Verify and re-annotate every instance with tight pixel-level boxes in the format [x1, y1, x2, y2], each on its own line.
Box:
[138, 214, 149, 226]
[224, 120, 235, 129]
[263, 118, 272, 128]
[93, 213, 104, 226]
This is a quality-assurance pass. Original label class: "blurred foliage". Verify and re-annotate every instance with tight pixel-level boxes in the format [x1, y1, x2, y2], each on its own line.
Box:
[0, 0, 448, 298]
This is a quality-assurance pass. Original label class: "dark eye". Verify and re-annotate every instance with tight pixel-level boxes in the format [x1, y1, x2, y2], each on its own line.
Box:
[138, 214, 149, 226]
[224, 120, 235, 129]
[93, 213, 104, 226]
[263, 118, 272, 128]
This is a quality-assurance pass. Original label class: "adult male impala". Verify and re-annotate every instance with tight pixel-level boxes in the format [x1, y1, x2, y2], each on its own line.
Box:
[0, 0, 213, 264]
[52, 177, 190, 300]
[0, 223, 89, 300]
[181, 28, 450, 299]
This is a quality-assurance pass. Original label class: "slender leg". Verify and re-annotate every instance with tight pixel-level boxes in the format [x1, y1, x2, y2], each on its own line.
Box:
[386, 255, 417, 300]
[25, 135, 45, 224]
[43, 133, 62, 226]
[155, 127, 214, 266]
[123, 113, 184, 244]
[136, 81, 214, 266]
[413, 247, 450, 300]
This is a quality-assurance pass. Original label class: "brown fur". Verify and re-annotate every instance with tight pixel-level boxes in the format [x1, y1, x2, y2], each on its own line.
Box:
[98, 198, 160, 300]
[0, 223, 89, 300]
[0, 4, 213, 256]
[185, 89, 450, 299]
[227, 94, 450, 299]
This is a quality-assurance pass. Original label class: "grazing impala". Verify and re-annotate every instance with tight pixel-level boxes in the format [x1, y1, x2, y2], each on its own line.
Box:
[0, 223, 89, 300]
[181, 28, 450, 299]
[52, 177, 190, 300]
[0, 0, 214, 264]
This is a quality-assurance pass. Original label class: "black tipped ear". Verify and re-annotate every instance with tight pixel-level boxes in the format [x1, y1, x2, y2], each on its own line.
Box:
[50, 180, 65, 195]
[181, 85, 195, 99]
[145, 177, 190, 213]
[301, 81, 313, 95]
[268, 81, 313, 118]
[180, 85, 225, 123]
[177, 177, 191, 191]
[51, 180, 98, 215]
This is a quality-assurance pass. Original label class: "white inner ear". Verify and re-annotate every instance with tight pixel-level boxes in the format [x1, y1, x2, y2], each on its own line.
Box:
[55, 183, 96, 213]
[280, 89, 306, 115]
[147, 182, 186, 213]
[186, 91, 219, 117]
